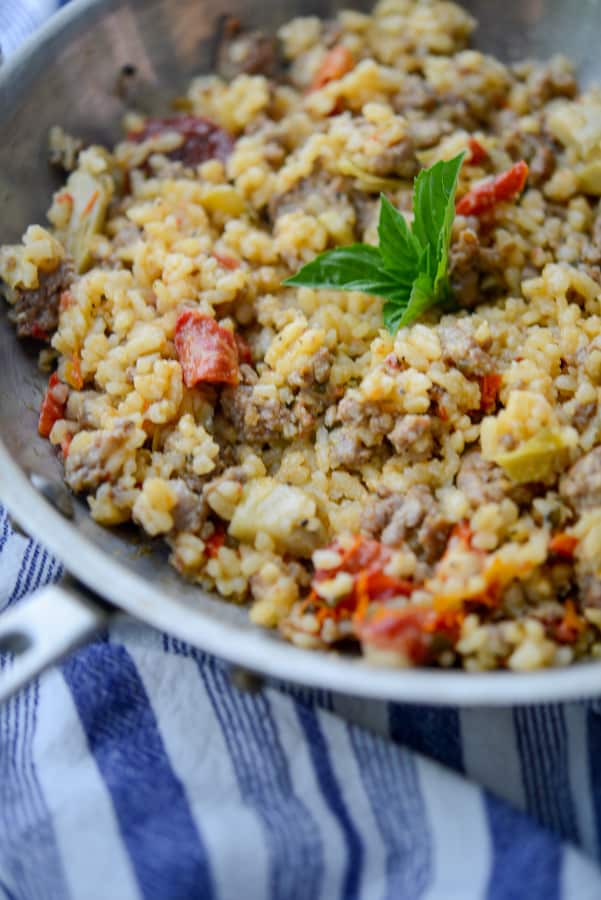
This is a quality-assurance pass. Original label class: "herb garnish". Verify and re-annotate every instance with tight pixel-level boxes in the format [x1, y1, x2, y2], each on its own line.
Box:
[284, 152, 465, 333]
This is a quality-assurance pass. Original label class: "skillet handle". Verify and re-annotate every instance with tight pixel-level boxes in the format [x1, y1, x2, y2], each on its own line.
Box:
[0, 579, 109, 704]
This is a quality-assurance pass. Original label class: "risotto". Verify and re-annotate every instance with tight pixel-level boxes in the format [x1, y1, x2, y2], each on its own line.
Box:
[2, 0, 601, 671]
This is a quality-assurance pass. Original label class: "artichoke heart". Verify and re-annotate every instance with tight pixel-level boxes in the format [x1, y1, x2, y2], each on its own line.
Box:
[64, 169, 112, 273]
[338, 157, 407, 193]
[494, 429, 572, 483]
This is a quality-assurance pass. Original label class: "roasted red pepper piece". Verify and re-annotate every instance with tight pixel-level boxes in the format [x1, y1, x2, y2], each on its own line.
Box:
[205, 526, 226, 558]
[356, 605, 462, 664]
[128, 115, 234, 166]
[38, 373, 68, 438]
[555, 600, 586, 644]
[479, 373, 502, 412]
[456, 161, 529, 217]
[213, 251, 240, 270]
[60, 433, 73, 458]
[310, 45, 355, 91]
[549, 533, 578, 559]
[305, 536, 414, 628]
[174, 310, 239, 388]
[234, 332, 253, 366]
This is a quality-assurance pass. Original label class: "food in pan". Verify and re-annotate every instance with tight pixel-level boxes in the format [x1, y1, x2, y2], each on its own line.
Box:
[2, 0, 601, 671]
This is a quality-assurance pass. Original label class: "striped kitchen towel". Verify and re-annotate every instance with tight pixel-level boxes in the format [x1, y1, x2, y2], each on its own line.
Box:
[2, 3, 601, 898]
[2, 509, 601, 900]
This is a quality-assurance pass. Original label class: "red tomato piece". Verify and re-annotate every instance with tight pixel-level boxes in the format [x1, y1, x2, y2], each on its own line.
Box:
[456, 161, 529, 217]
[38, 373, 68, 438]
[174, 310, 239, 388]
[128, 115, 234, 167]
[479, 373, 502, 412]
[310, 46, 355, 91]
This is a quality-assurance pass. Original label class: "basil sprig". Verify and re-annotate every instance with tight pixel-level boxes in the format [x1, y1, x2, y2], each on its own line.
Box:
[284, 152, 465, 333]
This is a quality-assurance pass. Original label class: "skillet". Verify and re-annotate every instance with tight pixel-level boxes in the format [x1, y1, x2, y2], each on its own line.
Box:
[1, 0, 601, 705]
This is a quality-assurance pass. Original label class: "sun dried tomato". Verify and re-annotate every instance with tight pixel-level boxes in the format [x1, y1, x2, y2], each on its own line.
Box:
[174, 310, 239, 388]
[548, 533, 578, 559]
[456, 161, 529, 217]
[128, 115, 234, 167]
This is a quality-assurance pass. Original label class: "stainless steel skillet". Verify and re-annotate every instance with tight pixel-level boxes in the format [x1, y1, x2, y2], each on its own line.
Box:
[1, 0, 600, 706]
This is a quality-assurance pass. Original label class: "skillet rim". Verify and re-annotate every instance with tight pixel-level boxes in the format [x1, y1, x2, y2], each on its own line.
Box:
[1, 0, 600, 705]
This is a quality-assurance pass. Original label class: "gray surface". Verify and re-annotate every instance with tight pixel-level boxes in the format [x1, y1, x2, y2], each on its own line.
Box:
[1, 0, 601, 704]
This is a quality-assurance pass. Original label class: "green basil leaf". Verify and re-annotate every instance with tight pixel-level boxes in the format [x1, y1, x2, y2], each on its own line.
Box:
[382, 296, 410, 334]
[396, 271, 436, 328]
[283, 244, 399, 295]
[377, 194, 421, 276]
[412, 152, 465, 267]
[284, 154, 465, 334]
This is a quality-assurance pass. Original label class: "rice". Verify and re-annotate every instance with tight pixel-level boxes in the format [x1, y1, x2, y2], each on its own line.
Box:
[2, 0, 601, 671]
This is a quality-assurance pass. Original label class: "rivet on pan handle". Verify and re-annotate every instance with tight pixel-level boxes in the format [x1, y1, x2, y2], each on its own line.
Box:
[0, 578, 109, 704]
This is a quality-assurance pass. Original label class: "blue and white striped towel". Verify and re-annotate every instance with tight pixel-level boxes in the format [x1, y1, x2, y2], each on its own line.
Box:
[3, 4, 601, 898]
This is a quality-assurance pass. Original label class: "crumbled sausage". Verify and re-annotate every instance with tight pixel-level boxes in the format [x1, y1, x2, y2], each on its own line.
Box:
[65, 421, 135, 493]
[6, 259, 73, 341]
[287, 347, 332, 389]
[365, 138, 419, 179]
[170, 479, 208, 533]
[215, 16, 281, 79]
[349, 191, 378, 237]
[388, 415, 433, 460]
[268, 174, 355, 228]
[360, 493, 401, 537]
[438, 319, 493, 376]
[456, 450, 537, 507]
[391, 76, 437, 115]
[572, 401, 597, 432]
[220, 384, 290, 444]
[228, 33, 279, 77]
[361, 486, 451, 564]
[221, 382, 331, 444]
[448, 228, 506, 309]
[330, 428, 371, 468]
[503, 129, 557, 187]
[337, 394, 394, 436]
[560, 447, 601, 513]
